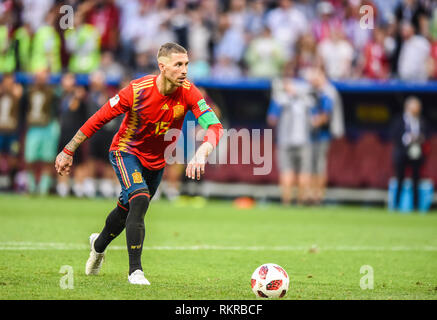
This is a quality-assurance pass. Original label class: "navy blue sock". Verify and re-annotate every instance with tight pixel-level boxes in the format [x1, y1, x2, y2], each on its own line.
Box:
[94, 204, 128, 253]
[126, 191, 150, 275]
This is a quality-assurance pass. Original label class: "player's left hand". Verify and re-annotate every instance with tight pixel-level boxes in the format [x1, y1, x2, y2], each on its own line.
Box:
[186, 142, 213, 180]
[186, 159, 206, 180]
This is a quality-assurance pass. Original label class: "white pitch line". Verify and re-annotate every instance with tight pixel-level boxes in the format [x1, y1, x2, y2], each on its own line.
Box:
[0, 242, 436, 252]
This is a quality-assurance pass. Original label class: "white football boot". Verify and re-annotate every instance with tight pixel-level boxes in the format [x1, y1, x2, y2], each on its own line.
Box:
[128, 270, 151, 285]
[85, 233, 105, 275]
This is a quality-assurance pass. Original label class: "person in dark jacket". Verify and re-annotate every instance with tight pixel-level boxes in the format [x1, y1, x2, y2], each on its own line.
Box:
[390, 96, 429, 210]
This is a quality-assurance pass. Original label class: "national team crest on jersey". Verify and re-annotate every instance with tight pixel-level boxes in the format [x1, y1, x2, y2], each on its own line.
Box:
[132, 171, 143, 184]
[173, 103, 185, 120]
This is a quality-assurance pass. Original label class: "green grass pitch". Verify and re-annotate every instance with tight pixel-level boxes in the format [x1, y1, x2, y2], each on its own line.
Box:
[0, 194, 436, 300]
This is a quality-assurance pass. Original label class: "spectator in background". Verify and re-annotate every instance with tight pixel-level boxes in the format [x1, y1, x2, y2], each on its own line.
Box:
[83, 0, 120, 52]
[1, 0, 23, 31]
[187, 52, 211, 79]
[98, 50, 124, 81]
[0, 13, 15, 73]
[170, 1, 190, 48]
[226, 0, 248, 27]
[244, 0, 266, 38]
[116, 0, 141, 66]
[56, 73, 88, 197]
[245, 26, 287, 78]
[11, 23, 32, 72]
[29, 9, 62, 73]
[397, 21, 431, 81]
[357, 26, 391, 79]
[65, 10, 101, 74]
[293, 32, 318, 78]
[21, 0, 54, 33]
[394, 0, 431, 37]
[133, 51, 158, 76]
[136, 19, 176, 60]
[311, 1, 341, 43]
[24, 69, 59, 195]
[295, 0, 317, 22]
[391, 0, 431, 73]
[214, 12, 246, 65]
[390, 96, 429, 211]
[83, 70, 121, 198]
[317, 27, 354, 80]
[0, 74, 23, 191]
[304, 67, 345, 140]
[306, 68, 334, 205]
[128, 1, 172, 61]
[265, 0, 308, 59]
[187, 7, 212, 79]
[342, 0, 373, 57]
[187, 7, 211, 61]
[372, 0, 403, 25]
[134, 17, 176, 77]
[267, 75, 313, 206]
[211, 56, 243, 79]
[0, 0, 30, 72]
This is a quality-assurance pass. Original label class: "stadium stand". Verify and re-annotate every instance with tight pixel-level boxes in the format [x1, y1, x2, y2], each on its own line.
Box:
[0, 0, 436, 205]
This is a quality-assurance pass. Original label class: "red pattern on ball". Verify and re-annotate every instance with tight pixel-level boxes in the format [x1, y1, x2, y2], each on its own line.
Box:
[266, 279, 283, 290]
[274, 266, 288, 278]
[259, 265, 268, 280]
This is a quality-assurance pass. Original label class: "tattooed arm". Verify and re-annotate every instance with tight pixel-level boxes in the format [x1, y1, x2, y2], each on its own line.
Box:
[55, 130, 88, 176]
[54, 82, 133, 176]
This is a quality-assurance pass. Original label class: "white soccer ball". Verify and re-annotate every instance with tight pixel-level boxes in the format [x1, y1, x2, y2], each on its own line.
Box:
[251, 263, 289, 298]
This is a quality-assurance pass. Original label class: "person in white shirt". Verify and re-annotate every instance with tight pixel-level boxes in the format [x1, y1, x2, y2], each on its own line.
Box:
[317, 28, 354, 80]
[267, 77, 313, 205]
[265, 0, 308, 59]
[397, 21, 432, 81]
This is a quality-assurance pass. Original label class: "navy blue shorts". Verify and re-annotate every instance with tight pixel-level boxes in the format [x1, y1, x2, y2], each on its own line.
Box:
[109, 150, 164, 207]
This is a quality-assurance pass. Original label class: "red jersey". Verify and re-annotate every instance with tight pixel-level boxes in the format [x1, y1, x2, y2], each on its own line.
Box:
[362, 41, 389, 79]
[80, 75, 222, 170]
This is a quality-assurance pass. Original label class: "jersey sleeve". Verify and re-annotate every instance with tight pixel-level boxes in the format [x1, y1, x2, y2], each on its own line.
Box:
[188, 85, 221, 130]
[80, 83, 133, 138]
[187, 84, 223, 147]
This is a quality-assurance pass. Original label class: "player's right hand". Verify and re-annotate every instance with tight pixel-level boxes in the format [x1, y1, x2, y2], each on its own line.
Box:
[55, 151, 73, 176]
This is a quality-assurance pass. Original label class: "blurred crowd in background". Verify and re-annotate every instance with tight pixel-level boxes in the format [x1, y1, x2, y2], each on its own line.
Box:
[1, 0, 437, 81]
[0, 0, 436, 205]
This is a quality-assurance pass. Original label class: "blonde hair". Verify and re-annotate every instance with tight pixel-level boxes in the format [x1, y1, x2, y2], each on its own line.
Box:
[157, 42, 187, 61]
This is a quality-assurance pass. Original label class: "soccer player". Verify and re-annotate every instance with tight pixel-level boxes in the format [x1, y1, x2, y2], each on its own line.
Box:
[54, 43, 223, 285]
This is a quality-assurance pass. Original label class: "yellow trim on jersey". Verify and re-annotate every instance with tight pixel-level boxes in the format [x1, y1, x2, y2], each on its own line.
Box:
[182, 81, 191, 90]
[133, 83, 154, 91]
[133, 78, 154, 87]
[132, 78, 154, 91]
[117, 84, 141, 152]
